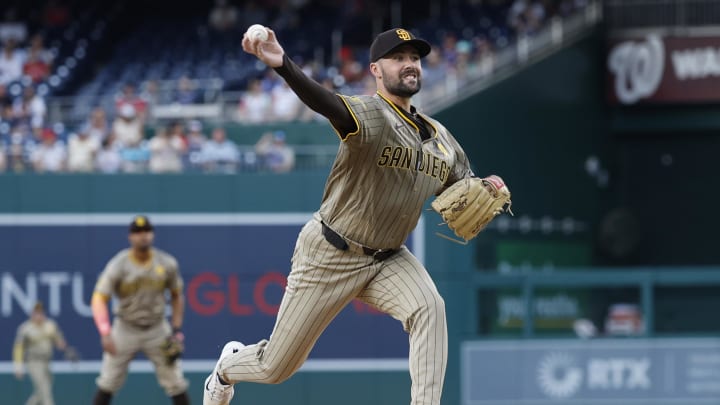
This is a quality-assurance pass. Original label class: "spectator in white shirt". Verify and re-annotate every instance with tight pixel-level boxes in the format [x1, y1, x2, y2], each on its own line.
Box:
[12, 86, 46, 129]
[31, 128, 66, 173]
[0, 38, 25, 85]
[112, 104, 143, 147]
[148, 126, 185, 173]
[85, 107, 110, 143]
[199, 127, 239, 173]
[67, 129, 100, 172]
[271, 80, 302, 122]
[237, 79, 271, 124]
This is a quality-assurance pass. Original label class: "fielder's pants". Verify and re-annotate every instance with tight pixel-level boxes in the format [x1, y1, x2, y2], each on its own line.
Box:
[26, 360, 54, 405]
[96, 319, 189, 396]
[220, 218, 448, 405]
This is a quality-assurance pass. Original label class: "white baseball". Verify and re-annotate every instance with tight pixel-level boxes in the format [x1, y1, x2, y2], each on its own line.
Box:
[246, 24, 268, 41]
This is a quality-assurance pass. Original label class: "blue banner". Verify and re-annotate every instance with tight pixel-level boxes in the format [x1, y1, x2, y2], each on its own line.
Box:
[462, 338, 720, 404]
[0, 214, 423, 361]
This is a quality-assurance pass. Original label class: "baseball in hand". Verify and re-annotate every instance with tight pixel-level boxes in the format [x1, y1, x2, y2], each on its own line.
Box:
[246, 24, 268, 41]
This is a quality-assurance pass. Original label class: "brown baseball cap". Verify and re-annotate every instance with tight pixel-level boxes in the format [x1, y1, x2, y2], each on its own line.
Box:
[370, 28, 431, 62]
[129, 215, 154, 233]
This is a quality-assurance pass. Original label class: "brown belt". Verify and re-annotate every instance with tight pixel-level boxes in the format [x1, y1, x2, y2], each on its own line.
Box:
[321, 222, 398, 262]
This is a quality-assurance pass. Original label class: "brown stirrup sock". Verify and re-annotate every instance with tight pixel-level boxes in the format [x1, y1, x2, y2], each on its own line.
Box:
[92, 389, 113, 405]
[171, 392, 190, 405]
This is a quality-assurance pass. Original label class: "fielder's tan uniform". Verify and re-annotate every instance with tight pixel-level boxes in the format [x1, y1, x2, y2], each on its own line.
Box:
[14, 319, 64, 405]
[93, 248, 189, 396]
[219, 93, 473, 405]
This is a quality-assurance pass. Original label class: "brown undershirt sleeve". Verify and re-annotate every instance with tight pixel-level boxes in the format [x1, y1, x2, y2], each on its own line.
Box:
[273, 54, 357, 135]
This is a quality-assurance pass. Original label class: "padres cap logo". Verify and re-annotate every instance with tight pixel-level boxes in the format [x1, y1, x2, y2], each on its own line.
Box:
[396, 29, 411, 40]
[129, 215, 154, 233]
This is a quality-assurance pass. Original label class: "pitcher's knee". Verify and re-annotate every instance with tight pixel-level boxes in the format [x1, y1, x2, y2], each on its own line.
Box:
[423, 292, 446, 319]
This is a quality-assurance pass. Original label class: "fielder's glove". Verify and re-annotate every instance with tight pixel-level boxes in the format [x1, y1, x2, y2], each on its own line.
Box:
[162, 332, 185, 365]
[431, 175, 513, 243]
[63, 346, 80, 362]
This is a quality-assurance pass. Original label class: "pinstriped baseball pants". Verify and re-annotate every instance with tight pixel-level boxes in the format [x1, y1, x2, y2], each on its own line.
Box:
[220, 217, 447, 405]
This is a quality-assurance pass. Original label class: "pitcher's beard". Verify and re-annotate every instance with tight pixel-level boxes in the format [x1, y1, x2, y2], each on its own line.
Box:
[383, 74, 421, 98]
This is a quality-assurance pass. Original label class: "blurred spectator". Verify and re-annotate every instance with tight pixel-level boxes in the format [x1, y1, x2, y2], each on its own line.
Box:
[23, 48, 51, 84]
[5, 124, 32, 172]
[31, 128, 66, 173]
[185, 120, 207, 171]
[255, 130, 294, 173]
[173, 76, 201, 105]
[148, 126, 185, 173]
[509, 0, 546, 36]
[115, 83, 148, 121]
[338, 46, 364, 85]
[140, 79, 161, 107]
[209, 0, 238, 32]
[85, 107, 110, 142]
[199, 127, 239, 173]
[67, 129, 100, 172]
[95, 135, 121, 174]
[237, 78, 271, 124]
[119, 139, 150, 173]
[186, 120, 206, 151]
[271, 80, 302, 122]
[0, 38, 26, 85]
[12, 86, 46, 129]
[473, 36, 495, 77]
[23, 34, 53, 84]
[0, 8, 27, 43]
[112, 104, 143, 147]
[440, 33, 459, 68]
[423, 47, 445, 88]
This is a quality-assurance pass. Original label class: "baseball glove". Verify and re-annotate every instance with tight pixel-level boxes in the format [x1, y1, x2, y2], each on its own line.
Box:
[63, 346, 80, 362]
[162, 334, 184, 365]
[431, 175, 513, 243]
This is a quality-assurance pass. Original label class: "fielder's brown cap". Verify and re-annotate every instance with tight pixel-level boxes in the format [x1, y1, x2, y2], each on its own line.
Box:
[370, 28, 431, 62]
[129, 215, 154, 233]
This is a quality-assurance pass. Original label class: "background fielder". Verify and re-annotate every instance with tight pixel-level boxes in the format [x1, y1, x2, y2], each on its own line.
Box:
[13, 301, 70, 405]
[203, 27, 476, 405]
[91, 215, 191, 405]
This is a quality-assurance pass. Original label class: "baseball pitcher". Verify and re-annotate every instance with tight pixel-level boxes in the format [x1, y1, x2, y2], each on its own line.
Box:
[91, 215, 190, 405]
[13, 301, 71, 405]
[203, 26, 511, 405]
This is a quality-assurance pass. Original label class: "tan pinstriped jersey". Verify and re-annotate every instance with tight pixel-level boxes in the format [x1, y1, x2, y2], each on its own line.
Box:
[14, 319, 63, 361]
[319, 92, 474, 249]
[94, 248, 183, 328]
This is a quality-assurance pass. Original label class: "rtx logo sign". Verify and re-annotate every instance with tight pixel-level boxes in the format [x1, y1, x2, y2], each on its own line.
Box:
[588, 358, 651, 390]
[536, 352, 651, 399]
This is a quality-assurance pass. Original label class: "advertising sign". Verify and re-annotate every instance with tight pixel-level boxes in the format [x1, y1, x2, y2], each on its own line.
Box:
[0, 213, 424, 366]
[607, 35, 720, 105]
[463, 338, 720, 404]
